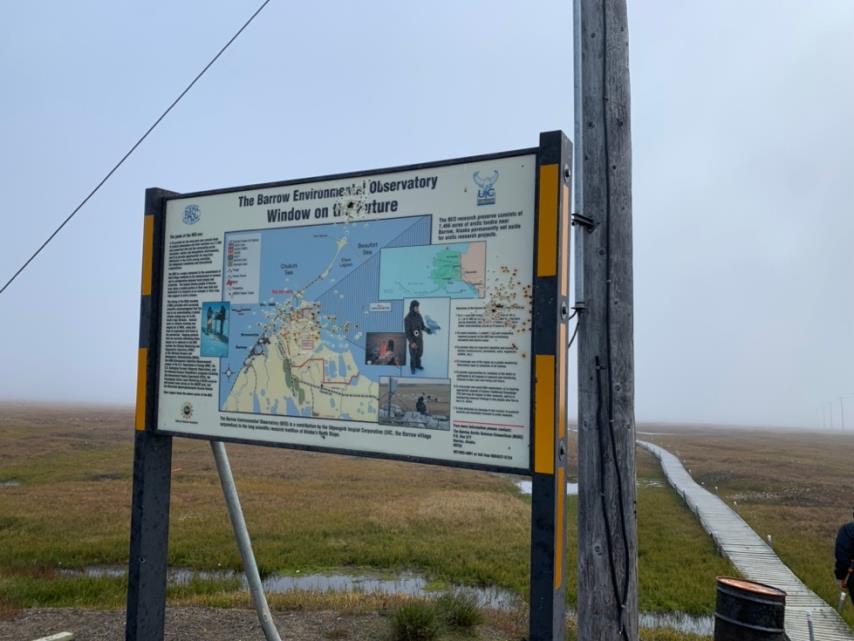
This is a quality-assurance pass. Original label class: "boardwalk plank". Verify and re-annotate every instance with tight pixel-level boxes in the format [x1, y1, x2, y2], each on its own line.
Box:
[639, 440, 853, 641]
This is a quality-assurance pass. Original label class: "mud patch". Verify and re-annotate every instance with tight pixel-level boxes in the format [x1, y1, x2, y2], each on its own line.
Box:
[85, 472, 124, 482]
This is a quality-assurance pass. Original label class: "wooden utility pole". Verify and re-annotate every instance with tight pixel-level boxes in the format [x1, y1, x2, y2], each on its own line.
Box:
[574, 1, 637, 640]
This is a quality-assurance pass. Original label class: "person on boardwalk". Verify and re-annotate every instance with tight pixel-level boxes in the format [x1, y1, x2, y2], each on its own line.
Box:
[404, 300, 431, 375]
[834, 509, 854, 603]
[205, 306, 213, 335]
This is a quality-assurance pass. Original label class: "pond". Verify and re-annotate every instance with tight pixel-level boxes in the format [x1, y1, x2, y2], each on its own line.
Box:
[66, 565, 713, 634]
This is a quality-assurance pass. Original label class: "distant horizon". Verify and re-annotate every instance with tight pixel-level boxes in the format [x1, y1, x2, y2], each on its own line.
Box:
[2, 397, 848, 433]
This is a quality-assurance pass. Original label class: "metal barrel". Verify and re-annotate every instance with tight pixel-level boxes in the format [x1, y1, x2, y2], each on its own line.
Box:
[714, 577, 787, 641]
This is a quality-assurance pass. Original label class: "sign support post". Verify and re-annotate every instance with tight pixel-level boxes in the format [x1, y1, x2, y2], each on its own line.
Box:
[126, 188, 176, 641]
[529, 131, 573, 641]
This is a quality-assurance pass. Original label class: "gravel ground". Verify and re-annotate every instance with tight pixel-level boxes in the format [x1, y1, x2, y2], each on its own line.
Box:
[0, 608, 394, 641]
[0, 607, 519, 641]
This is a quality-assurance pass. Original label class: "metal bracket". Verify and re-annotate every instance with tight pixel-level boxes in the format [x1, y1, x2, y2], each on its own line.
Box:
[572, 212, 591, 311]
[571, 212, 594, 230]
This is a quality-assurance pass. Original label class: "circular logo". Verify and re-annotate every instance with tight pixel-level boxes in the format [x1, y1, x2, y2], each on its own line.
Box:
[181, 402, 193, 420]
[183, 204, 200, 225]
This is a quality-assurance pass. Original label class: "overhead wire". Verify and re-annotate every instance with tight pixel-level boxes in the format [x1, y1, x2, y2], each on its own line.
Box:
[0, 0, 272, 297]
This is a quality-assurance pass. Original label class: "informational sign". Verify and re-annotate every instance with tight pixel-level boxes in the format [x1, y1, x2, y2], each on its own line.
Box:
[153, 154, 537, 471]
[133, 134, 571, 641]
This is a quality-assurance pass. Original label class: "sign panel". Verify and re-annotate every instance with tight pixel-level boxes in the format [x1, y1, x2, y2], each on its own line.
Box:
[155, 153, 536, 471]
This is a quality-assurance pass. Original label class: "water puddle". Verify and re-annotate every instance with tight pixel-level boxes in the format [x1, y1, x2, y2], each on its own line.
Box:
[515, 480, 579, 496]
[564, 607, 711, 636]
[0, 479, 21, 488]
[65, 566, 519, 610]
[67, 565, 712, 634]
[639, 612, 713, 636]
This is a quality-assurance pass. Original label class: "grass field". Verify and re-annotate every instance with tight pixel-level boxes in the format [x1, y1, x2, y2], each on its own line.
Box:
[0, 404, 734, 638]
[643, 424, 854, 629]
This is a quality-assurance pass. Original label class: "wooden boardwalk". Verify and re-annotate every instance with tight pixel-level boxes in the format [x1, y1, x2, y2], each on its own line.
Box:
[639, 440, 853, 641]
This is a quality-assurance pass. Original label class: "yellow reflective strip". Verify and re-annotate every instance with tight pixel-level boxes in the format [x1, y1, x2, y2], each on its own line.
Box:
[537, 164, 559, 277]
[560, 183, 570, 296]
[135, 348, 147, 431]
[558, 323, 567, 440]
[554, 466, 566, 589]
[141, 215, 154, 296]
[534, 355, 555, 474]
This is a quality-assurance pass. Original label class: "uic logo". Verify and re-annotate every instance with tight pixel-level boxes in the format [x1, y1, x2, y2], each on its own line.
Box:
[473, 170, 498, 206]
[183, 204, 200, 225]
[180, 402, 193, 420]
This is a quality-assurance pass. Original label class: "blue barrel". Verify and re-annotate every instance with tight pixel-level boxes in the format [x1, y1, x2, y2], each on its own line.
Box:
[715, 577, 787, 641]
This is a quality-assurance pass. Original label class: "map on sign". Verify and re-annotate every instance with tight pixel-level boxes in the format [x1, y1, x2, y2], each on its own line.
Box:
[378, 242, 486, 299]
[219, 216, 431, 421]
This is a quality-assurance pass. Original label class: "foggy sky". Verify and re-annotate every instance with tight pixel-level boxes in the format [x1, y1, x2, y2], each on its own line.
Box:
[2, 1, 853, 428]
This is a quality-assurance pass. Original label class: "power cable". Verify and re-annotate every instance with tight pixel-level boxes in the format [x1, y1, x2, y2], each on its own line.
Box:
[0, 0, 272, 297]
[595, 355, 625, 631]
[567, 317, 580, 351]
[599, 2, 632, 640]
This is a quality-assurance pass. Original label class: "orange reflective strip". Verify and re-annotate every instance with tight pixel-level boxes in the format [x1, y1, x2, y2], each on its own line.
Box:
[558, 323, 567, 440]
[141, 215, 154, 296]
[534, 355, 555, 474]
[560, 183, 570, 296]
[135, 348, 147, 431]
[537, 164, 559, 277]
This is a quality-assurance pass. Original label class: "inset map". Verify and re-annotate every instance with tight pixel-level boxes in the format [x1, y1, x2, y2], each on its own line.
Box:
[379, 242, 485, 299]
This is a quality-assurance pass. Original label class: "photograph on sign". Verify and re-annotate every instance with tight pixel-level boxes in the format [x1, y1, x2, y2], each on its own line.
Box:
[364, 332, 407, 367]
[199, 301, 230, 358]
[379, 376, 451, 431]
[156, 154, 536, 470]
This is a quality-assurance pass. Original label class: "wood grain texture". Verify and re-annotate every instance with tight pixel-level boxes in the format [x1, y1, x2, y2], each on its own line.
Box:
[576, 0, 637, 639]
